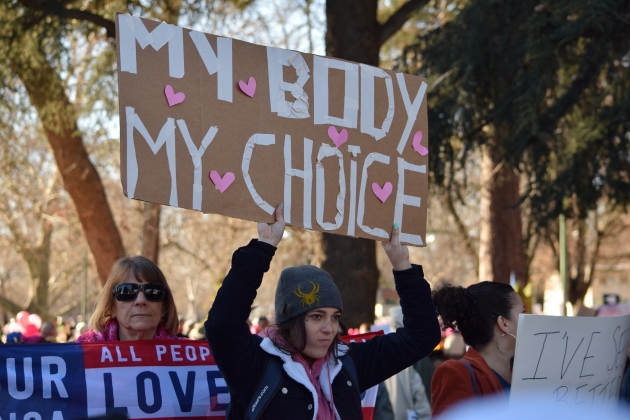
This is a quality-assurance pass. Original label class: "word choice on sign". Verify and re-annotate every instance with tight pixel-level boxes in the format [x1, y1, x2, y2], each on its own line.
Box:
[116, 15, 430, 245]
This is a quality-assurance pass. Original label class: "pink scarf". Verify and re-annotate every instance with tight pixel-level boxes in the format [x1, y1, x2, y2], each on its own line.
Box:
[260, 327, 335, 420]
[76, 318, 185, 342]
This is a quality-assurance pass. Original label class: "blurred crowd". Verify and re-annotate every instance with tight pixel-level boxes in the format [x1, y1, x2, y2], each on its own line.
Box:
[0, 311, 209, 344]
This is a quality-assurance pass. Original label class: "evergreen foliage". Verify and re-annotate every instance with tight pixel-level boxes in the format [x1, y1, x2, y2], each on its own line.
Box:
[398, 0, 630, 226]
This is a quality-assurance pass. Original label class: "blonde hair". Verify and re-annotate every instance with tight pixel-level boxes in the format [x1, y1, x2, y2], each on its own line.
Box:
[89, 256, 179, 335]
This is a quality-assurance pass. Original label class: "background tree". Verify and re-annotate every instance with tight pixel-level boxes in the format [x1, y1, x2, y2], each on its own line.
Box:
[398, 0, 630, 291]
[322, 0, 439, 327]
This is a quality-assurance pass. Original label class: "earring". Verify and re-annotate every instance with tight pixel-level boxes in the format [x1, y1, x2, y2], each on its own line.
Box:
[496, 333, 517, 355]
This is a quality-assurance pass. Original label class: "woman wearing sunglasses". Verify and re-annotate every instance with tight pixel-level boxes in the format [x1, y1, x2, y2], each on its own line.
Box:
[77, 256, 183, 342]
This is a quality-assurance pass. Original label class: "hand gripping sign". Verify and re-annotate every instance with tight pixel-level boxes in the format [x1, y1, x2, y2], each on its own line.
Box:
[116, 15, 429, 246]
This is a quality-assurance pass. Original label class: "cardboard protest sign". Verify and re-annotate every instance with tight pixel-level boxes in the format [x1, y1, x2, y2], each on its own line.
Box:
[510, 314, 630, 409]
[1, 340, 381, 420]
[115, 15, 429, 245]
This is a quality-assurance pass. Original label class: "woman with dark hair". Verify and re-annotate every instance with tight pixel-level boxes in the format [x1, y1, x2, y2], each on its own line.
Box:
[205, 207, 441, 419]
[430, 282, 525, 416]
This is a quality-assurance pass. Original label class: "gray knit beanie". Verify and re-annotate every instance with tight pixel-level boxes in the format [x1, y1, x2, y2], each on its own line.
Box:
[275, 265, 343, 324]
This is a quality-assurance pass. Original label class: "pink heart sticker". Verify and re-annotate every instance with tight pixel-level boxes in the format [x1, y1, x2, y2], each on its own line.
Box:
[372, 182, 393, 203]
[209, 170, 236, 193]
[164, 85, 185, 106]
[327, 126, 348, 148]
[239, 77, 257, 97]
[412, 131, 428, 156]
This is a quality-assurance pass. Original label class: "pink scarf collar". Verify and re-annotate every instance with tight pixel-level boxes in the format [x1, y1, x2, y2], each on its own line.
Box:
[259, 327, 335, 420]
[76, 318, 185, 342]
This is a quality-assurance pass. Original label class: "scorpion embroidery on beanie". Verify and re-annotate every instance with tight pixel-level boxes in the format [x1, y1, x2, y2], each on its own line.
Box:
[275, 266, 343, 324]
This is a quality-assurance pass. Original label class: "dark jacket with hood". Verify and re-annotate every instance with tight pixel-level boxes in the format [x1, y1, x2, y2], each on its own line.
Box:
[205, 239, 441, 420]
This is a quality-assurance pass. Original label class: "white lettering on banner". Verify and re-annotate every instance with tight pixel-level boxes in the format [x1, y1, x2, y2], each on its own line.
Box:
[171, 345, 183, 362]
[510, 314, 630, 410]
[41, 357, 68, 399]
[101, 347, 113, 363]
[154, 344, 209, 362]
[115, 347, 128, 362]
[130, 346, 142, 362]
[7, 358, 34, 400]
[156, 345, 167, 361]
[85, 365, 230, 417]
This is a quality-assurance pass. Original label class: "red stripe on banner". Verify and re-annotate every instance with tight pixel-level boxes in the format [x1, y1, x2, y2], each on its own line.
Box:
[81, 340, 216, 368]
[362, 406, 375, 420]
[339, 330, 384, 344]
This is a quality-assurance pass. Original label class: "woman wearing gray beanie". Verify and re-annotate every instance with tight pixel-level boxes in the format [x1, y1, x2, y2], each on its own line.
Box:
[205, 206, 441, 419]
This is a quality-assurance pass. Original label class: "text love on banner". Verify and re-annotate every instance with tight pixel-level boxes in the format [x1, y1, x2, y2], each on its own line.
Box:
[510, 314, 630, 410]
[116, 15, 429, 246]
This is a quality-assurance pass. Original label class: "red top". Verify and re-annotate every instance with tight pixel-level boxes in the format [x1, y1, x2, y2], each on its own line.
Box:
[431, 346, 507, 416]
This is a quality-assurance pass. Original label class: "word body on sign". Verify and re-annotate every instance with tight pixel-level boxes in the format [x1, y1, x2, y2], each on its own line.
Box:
[116, 15, 429, 245]
[510, 314, 630, 410]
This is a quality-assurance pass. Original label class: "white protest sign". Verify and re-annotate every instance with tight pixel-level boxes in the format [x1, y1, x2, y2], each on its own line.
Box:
[511, 314, 630, 410]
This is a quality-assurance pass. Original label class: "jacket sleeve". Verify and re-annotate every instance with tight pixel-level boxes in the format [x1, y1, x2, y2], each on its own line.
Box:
[349, 264, 441, 391]
[431, 360, 474, 417]
[205, 239, 276, 393]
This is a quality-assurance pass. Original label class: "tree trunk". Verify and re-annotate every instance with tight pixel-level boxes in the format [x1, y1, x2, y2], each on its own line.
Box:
[484, 133, 528, 286]
[478, 146, 493, 282]
[142, 203, 161, 264]
[323, 0, 381, 327]
[25, 221, 53, 319]
[320, 235, 379, 328]
[323, 0, 432, 326]
[10, 36, 126, 286]
[326, 0, 380, 65]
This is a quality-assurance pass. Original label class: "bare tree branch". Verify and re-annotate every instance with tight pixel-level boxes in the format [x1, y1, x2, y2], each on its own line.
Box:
[18, 0, 116, 38]
[163, 239, 213, 272]
[0, 294, 25, 315]
[378, 0, 429, 46]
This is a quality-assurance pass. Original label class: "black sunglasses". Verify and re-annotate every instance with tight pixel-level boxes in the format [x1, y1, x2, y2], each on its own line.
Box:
[112, 283, 168, 302]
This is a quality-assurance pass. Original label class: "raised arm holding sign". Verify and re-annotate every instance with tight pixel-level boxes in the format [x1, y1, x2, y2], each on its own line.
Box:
[204, 209, 440, 419]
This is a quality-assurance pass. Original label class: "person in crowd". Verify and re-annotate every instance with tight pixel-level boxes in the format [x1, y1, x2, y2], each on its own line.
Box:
[385, 306, 432, 420]
[40, 322, 58, 343]
[5, 331, 23, 343]
[413, 354, 435, 405]
[189, 321, 207, 340]
[374, 382, 395, 420]
[430, 282, 525, 416]
[72, 321, 89, 341]
[205, 207, 440, 419]
[77, 256, 183, 342]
